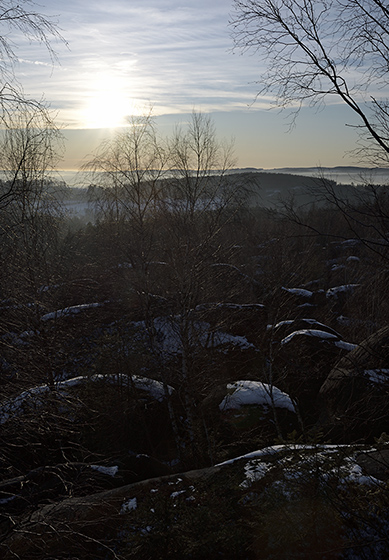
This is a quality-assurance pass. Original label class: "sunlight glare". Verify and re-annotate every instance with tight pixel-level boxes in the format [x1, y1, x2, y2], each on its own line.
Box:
[82, 74, 139, 129]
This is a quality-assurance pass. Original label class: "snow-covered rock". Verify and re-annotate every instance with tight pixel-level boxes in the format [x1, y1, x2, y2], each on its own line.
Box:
[0, 374, 174, 425]
[41, 302, 105, 322]
[219, 380, 295, 413]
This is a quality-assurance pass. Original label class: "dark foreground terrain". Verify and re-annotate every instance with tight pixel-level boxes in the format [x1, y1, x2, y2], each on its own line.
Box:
[1, 171, 389, 558]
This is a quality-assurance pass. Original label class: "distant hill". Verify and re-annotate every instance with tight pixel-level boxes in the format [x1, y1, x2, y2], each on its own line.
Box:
[228, 167, 264, 173]
[229, 166, 389, 188]
[228, 169, 381, 209]
[257, 165, 388, 173]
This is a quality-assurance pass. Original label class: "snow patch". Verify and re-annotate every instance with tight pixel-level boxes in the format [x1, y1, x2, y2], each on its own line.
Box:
[281, 329, 339, 346]
[240, 461, 273, 488]
[326, 284, 360, 299]
[170, 490, 186, 499]
[334, 340, 358, 351]
[121, 497, 137, 514]
[133, 316, 255, 357]
[41, 302, 104, 321]
[216, 444, 353, 467]
[219, 444, 381, 490]
[339, 239, 360, 247]
[281, 287, 313, 298]
[90, 465, 119, 477]
[219, 380, 295, 413]
[364, 369, 389, 385]
[341, 460, 381, 486]
[0, 495, 17, 505]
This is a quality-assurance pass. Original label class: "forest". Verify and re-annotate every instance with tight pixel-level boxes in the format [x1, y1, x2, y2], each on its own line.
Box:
[0, 110, 388, 559]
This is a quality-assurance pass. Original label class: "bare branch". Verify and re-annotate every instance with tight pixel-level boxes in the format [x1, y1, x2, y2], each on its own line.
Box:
[231, 0, 389, 163]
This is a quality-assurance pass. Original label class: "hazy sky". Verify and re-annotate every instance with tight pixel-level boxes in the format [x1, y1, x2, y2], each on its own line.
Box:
[14, 0, 361, 170]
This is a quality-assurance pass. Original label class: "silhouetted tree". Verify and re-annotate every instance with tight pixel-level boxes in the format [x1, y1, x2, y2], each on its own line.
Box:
[231, 0, 389, 164]
[83, 112, 252, 464]
[0, 0, 64, 117]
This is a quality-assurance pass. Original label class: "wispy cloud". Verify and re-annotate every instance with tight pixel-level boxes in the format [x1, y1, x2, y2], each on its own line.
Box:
[18, 58, 53, 67]
[11, 0, 262, 127]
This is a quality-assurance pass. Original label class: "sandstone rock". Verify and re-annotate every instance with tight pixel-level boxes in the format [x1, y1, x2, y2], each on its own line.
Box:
[319, 326, 389, 441]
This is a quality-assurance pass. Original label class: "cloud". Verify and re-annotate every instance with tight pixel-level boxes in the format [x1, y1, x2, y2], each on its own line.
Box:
[11, 0, 264, 127]
[17, 58, 53, 67]
[6, 0, 361, 169]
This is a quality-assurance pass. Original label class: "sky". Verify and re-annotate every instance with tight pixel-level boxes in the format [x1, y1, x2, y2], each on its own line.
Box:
[11, 0, 362, 171]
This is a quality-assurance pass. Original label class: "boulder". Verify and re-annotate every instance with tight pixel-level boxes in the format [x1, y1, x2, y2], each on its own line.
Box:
[271, 326, 355, 424]
[201, 380, 298, 459]
[0, 462, 122, 516]
[0, 466, 219, 559]
[270, 286, 327, 318]
[0, 374, 176, 479]
[319, 326, 389, 441]
[193, 302, 268, 343]
[1, 444, 387, 560]
[325, 283, 361, 315]
[268, 318, 341, 344]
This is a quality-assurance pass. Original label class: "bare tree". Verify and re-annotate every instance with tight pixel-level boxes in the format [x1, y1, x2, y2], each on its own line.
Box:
[153, 113, 254, 463]
[0, 0, 66, 224]
[0, 104, 65, 312]
[83, 112, 252, 464]
[84, 111, 168, 229]
[82, 110, 171, 329]
[0, 103, 64, 205]
[231, 0, 389, 164]
[82, 112, 186, 458]
[0, 0, 65, 116]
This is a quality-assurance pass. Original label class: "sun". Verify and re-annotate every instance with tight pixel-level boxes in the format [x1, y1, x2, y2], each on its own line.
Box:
[81, 75, 138, 129]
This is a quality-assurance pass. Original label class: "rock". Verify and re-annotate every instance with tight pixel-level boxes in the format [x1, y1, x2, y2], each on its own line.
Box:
[193, 302, 268, 343]
[0, 466, 221, 559]
[319, 326, 389, 441]
[0, 374, 176, 480]
[270, 286, 327, 318]
[117, 453, 172, 484]
[271, 326, 354, 424]
[268, 318, 341, 344]
[1, 444, 387, 560]
[355, 449, 389, 481]
[0, 462, 123, 524]
[201, 380, 298, 459]
[325, 283, 361, 315]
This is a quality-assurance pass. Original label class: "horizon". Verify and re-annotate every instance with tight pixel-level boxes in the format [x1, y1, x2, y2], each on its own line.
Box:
[55, 164, 389, 189]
